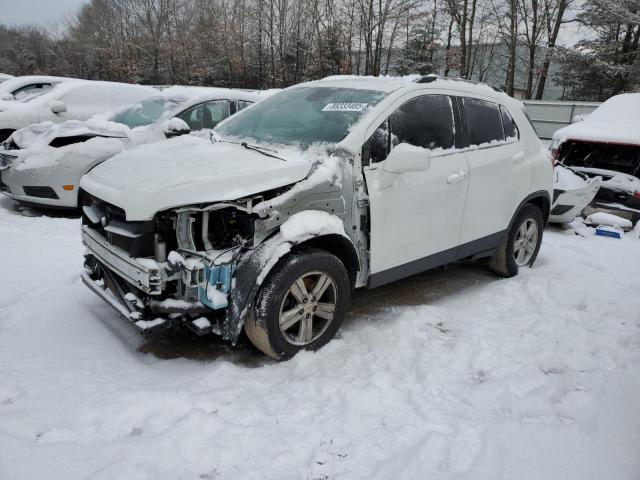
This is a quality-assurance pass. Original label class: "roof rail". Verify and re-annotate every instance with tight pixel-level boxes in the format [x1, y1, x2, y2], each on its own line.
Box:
[415, 75, 503, 93]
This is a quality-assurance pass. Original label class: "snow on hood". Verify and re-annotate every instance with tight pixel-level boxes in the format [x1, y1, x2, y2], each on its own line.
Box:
[12, 118, 130, 149]
[80, 135, 315, 221]
[552, 94, 640, 147]
[12, 136, 128, 172]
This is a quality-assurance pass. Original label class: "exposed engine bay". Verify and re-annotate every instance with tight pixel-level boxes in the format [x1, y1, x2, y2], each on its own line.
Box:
[558, 140, 640, 217]
[80, 192, 261, 338]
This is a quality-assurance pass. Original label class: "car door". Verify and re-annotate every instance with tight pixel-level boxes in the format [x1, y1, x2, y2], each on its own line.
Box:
[363, 94, 470, 284]
[176, 100, 231, 131]
[459, 97, 530, 245]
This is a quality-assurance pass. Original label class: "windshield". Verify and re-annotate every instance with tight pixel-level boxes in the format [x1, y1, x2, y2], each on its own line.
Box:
[110, 96, 185, 128]
[216, 86, 387, 147]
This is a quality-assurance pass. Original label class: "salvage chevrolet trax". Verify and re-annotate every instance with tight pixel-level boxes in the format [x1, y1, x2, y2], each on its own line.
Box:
[79, 75, 553, 360]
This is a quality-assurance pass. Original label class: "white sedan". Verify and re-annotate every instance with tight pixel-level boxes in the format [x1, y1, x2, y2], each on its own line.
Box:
[0, 87, 263, 209]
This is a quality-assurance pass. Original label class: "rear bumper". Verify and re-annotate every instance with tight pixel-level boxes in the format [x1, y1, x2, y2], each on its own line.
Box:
[549, 177, 601, 224]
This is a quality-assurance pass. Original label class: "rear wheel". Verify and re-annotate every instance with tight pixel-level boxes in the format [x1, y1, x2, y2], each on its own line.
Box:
[244, 248, 350, 360]
[489, 203, 544, 277]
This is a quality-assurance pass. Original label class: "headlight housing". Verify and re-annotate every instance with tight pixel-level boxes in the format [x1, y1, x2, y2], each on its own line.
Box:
[0, 152, 17, 170]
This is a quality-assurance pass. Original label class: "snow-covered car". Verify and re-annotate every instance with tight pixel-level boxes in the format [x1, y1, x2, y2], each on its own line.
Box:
[0, 75, 71, 104]
[551, 93, 640, 221]
[0, 79, 155, 143]
[0, 87, 261, 209]
[79, 75, 553, 360]
[549, 164, 601, 224]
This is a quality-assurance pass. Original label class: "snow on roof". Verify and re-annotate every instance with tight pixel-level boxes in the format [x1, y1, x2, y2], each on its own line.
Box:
[159, 85, 261, 103]
[588, 93, 640, 124]
[0, 75, 72, 93]
[313, 74, 423, 92]
[310, 74, 516, 105]
[553, 93, 640, 146]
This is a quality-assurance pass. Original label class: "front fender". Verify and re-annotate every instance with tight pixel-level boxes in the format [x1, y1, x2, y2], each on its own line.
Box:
[222, 210, 351, 344]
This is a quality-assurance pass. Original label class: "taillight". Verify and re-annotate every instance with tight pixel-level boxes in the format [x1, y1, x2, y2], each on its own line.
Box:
[550, 148, 559, 167]
[634, 191, 640, 200]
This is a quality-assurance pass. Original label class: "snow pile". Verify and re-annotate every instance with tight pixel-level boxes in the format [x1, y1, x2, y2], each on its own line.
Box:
[585, 211, 633, 230]
[162, 117, 190, 134]
[603, 172, 640, 192]
[1, 201, 640, 479]
[11, 118, 130, 150]
[280, 209, 347, 242]
[256, 210, 347, 284]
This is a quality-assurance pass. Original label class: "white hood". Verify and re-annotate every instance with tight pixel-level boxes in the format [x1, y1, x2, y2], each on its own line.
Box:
[80, 135, 313, 220]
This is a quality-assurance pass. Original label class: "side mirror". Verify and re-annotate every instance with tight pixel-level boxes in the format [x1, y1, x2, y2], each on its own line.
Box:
[382, 142, 430, 174]
[50, 100, 67, 114]
[163, 117, 191, 137]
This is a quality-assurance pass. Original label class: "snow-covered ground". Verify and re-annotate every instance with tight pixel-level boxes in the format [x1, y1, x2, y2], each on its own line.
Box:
[1, 197, 639, 480]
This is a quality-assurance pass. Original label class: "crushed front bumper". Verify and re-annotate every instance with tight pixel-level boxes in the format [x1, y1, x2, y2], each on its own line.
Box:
[81, 225, 234, 337]
[80, 269, 177, 336]
[82, 225, 163, 295]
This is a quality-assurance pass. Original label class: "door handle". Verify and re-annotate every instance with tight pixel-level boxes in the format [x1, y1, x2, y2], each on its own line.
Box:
[513, 152, 526, 164]
[446, 171, 467, 184]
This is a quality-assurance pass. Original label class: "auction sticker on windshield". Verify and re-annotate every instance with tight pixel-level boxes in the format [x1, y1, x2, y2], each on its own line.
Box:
[322, 103, 369, 112]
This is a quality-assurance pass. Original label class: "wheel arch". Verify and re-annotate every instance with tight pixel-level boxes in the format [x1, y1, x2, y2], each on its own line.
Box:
[512, 190, 551, 229]
[525, 191, 551, 225]
[224, 224, 359, 345]
[292, 233, 360, 289]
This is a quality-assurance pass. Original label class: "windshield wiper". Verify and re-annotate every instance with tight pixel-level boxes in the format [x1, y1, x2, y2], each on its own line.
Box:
[210, 133, 286, 161]
[240, 142, 286, 161]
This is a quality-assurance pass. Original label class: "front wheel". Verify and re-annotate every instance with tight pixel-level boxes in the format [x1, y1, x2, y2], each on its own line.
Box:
[244, 248, 351, 360]
[489, 203, 544, 277]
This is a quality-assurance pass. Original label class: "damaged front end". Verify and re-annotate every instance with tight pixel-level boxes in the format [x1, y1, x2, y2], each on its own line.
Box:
[80, 193, 262, 341]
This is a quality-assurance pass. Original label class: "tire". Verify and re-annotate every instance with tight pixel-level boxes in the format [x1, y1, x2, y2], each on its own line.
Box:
[489, 203, 544, 278]
[244, 248, 351, 360]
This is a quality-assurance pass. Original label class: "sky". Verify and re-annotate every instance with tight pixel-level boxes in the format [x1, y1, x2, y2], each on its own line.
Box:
[0, 0, 88, 27]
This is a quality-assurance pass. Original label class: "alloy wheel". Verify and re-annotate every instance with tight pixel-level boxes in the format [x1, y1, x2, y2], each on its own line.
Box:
[278, 271, 337, 346]
[513, 218, 538, 266]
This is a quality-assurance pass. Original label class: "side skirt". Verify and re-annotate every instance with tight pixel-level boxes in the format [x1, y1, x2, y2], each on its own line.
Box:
[367, 230, 505, 289]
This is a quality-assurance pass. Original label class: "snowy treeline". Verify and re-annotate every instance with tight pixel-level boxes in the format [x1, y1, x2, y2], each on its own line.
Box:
[0, 0, 639, 100]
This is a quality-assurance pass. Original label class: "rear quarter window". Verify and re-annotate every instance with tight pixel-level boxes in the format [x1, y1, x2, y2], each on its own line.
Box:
[500, 106, 519, 139]
[463, 98, 505, 146]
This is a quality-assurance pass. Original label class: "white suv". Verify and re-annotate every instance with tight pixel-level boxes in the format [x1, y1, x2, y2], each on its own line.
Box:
[79, 75, 553, 360]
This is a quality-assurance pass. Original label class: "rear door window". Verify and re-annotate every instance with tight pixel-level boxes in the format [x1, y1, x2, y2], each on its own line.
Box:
[463, 98, 505, 146]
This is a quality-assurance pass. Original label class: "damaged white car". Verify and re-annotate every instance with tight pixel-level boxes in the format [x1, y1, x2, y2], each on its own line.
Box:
[0, 87, 261, 208]
[79, 75, 552, 360]
[551, 93, 640, 223]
